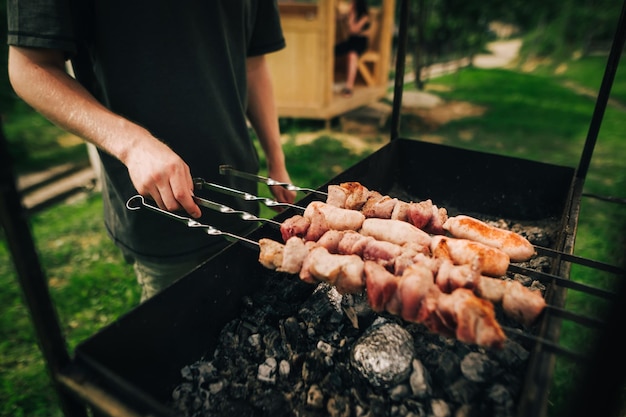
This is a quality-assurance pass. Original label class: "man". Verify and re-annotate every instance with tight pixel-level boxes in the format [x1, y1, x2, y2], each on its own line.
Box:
[7, 1, 296, 301]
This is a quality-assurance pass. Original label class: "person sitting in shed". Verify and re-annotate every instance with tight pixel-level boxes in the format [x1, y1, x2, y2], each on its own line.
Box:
[335, 0, 371, 98]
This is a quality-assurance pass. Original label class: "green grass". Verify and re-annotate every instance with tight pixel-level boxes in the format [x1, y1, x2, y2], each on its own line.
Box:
[1, 54, 625, 417]
[412, 62, 626, 416]
[0, 193, 137, 417]
[3, 101, 91, 175]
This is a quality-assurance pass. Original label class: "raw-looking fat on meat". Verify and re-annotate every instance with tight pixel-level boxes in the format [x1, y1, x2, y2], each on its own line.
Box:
[258, 234, 546, 349]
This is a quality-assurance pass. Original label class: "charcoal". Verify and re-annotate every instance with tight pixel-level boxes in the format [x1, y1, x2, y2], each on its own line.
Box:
[327, 394, 351, 417]
[445, 377, 481, 405]
[484, 384, 516, 417]
[169, 214, 557, 416]
[430, 398, 451, 417]
[389, 383, 411, 401]
[430, 349, 462, 384]
[409, 359, 433, 398]
[306, 384, 324, 408]
[460, 352, 499, 383]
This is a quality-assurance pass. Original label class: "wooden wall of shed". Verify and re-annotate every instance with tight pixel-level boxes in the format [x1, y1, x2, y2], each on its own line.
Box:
[267, 0, 396, 122]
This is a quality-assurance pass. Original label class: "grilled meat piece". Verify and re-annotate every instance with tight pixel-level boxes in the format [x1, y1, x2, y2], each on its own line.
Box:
[327, 182, 370, 210]
[326, 182, 535, 260]
[443, 215, 536, 262]
[280, 214, 310, 242]
[326, 182, 448, 234]
[430, 235, 510, 277]
[300, 246, 365, 294]
[438, 288, 506, 349]
[476, 278, 546, 326]
[406, 199, 448, 235]
[365, 261, 506, 349]
[360, 218, 432, 247]
[259, 237, 504, 348]
[304, 201, 366, 233]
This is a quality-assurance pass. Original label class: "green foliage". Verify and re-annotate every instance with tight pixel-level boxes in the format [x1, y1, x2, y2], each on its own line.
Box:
[519, 0, 621, 60]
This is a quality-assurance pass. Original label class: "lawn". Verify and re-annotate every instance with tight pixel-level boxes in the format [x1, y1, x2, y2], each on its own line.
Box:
[1, 53, 625, 417]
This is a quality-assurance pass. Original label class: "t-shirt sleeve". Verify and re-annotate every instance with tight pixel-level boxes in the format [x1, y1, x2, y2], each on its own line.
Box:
[6, 0, 77, 55]
[247, 0, 286, 57]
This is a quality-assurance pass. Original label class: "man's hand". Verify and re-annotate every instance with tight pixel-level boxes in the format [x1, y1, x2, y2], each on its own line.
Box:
[124, 138, 202, 218]
[267, 166, 297, 210]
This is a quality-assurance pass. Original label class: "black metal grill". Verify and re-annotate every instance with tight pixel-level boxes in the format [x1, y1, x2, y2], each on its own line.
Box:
[65, 137, 583, 417]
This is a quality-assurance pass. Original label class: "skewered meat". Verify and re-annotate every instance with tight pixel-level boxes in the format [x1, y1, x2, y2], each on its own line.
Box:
[476, 278, 546, 326]
[281, 236, 312, 274]
[406, 199, 448, 235]
[390, 200, 410, 222]
[279, 201, 366, 242]
[258, 237, 543, 345]
[327, 182, 448, 234]
[303, 201, 367, 231]
[443, 215, 536, 262]
[261, 236, 505, 348]
[364, 260, 400, 312]
[259, 235, 365, 293]
[364, 261, 506, 349]
[405, 245, 544, 326]
[315, 229, 428, 271]
[300, 246, 365, 294]
[360, 218, 432, 247]
[258, 238, 285, 271]
[327, 182, 370, 210]
[435, 257, 481, 293]
[275, 222, 540, 323]
[431, 235, 510, 277]
[280, 214, 310, 242]
[326, 182, 535, 261]
[438, 288, 506, 348]
[361, 193, 399, 219]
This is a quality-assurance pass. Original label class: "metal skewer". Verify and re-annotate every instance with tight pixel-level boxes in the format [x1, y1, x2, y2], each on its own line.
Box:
[194, 177, 306, 211]
[192, 196, 282, 228]
[219, 164, 328, 197]
[500, 325, 587, 362]
[533, 245, 625, 276]
[126, 195, 260, 249]
[507, 264, 617, 300]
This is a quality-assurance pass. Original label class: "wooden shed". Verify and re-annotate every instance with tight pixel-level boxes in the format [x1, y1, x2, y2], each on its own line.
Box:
[267, 0, 396, 126]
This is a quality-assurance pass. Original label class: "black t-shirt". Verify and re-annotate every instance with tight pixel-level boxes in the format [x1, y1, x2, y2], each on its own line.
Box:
[8, 0, 286, 261]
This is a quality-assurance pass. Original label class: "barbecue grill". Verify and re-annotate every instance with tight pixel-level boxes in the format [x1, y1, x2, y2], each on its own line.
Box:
[1, 1, 625, 416]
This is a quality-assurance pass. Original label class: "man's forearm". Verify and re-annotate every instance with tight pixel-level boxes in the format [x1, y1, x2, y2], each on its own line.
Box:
[246, 55, 295, 204]
[8, 46, 150, 165]
[246, 55, 286, 171]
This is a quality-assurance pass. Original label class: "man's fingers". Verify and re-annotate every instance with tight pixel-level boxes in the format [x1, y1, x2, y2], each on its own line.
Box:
[147, 186, 165, 211]
[170, 176, 202, 219]
[270, 185, 297, 205]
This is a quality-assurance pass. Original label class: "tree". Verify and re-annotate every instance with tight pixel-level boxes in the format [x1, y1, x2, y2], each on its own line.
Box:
[403, 0, 623, 89]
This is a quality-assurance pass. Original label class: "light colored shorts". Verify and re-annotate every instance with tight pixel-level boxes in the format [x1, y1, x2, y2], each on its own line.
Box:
[133, 255, 207, 302]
